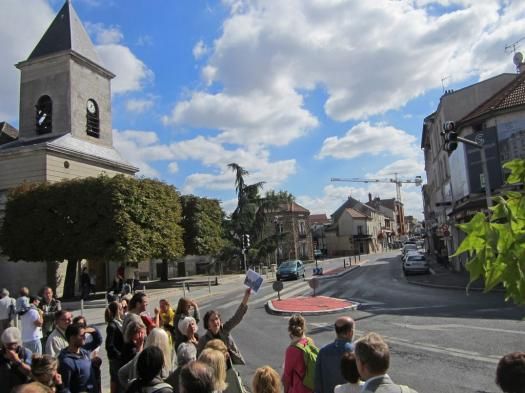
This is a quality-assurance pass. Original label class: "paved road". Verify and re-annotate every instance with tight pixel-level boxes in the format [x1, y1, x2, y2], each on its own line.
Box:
[83, 251, 523, 393]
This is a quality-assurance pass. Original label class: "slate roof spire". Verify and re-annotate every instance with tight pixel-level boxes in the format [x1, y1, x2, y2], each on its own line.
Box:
[28, 0, 101, 65]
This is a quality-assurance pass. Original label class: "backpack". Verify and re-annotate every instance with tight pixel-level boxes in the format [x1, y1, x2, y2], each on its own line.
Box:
[293, 338, 319, 390]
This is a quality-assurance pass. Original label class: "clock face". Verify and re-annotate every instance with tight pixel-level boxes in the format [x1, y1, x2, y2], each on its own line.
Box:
[87, 99, 97, 114]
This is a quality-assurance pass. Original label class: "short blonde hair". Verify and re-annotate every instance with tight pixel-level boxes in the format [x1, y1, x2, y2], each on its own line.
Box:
[204, 339, 228, 357]
[198, 348, 228, 392]
[252, 366, 281, 393]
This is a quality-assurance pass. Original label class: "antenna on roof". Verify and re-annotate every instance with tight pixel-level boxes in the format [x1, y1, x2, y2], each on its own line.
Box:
[505, 37, 525, 54]
[441, 76, 450, 93]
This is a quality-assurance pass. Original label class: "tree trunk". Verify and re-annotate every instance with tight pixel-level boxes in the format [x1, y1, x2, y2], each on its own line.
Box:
[46, 261, 59, 293]
[63, 259, 78, 299]
[160, 259, 169, 281]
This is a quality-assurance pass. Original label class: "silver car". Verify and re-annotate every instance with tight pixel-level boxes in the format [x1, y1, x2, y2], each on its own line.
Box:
[403, 254, 430, 274]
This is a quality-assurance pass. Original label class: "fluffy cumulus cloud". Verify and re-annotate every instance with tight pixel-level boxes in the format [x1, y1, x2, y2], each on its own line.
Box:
[113, 129, 297, 193]
[125, 98, 155, 113]
[318, 122, 419, 160]
[0, 0, 55, 122]
[168, 0, 520, 134]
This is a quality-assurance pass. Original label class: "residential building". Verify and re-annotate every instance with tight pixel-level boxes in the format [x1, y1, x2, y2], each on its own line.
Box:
[421, 70, 517, 270]
[270, 202, 313, 264]
[325, 196, 386, 256]
[308, 213, 330, 255]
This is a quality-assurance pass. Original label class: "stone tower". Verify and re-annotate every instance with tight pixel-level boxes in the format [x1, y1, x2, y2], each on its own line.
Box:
[0, 0, 138, 295]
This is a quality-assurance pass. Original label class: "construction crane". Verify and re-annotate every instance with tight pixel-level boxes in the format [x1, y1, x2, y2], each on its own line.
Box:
[330, 173, 423, 203]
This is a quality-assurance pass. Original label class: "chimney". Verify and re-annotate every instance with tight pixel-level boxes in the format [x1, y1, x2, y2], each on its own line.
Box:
[368, 193, 372, 202]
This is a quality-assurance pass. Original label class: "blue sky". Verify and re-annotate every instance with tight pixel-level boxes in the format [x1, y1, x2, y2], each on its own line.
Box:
[1, 0, 523, 219]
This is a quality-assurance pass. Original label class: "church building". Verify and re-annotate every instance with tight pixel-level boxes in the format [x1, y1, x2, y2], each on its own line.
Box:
[0, 0, 138, 295]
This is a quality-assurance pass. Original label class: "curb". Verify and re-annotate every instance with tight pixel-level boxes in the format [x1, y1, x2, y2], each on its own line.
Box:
[405, 279, 505, 293]
[265, 296, 360, 316]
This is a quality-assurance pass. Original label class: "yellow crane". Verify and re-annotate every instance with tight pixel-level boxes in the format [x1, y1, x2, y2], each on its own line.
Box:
[330, 173, 423, 203]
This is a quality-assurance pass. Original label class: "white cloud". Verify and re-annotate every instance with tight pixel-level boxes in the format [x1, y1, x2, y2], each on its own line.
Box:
[125, 98, 155, 113]
[168, 162, 179, 174]
[0, 0, 55, 122]
[193, 40, 208, 59]
[318, 122, 419, 160]
[168, 0, 520, 134]
[97, 44, 154, 94]
[85, 22, 123, 44]
[165, 89, 318, 147]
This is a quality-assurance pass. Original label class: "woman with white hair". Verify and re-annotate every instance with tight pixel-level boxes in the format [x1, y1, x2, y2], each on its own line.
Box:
[0, 327, 32, 392]
[176, 316, 199, 366]
[118, 327, 174, 390]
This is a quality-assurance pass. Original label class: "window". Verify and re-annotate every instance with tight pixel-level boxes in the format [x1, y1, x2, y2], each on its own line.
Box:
[357, 225, 363, 235]
[298, 220, 306, 235]
[36, 95, 52, 134]
[86, 99, 100, 138]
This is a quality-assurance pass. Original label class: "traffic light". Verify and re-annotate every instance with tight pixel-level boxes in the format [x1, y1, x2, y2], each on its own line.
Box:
[441, 121, 458, 152]
[244, 234, 250, 248]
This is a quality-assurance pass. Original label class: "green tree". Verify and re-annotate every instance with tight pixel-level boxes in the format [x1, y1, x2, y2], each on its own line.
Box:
[180, 195, 225, 256]
[226, 163, 294, 269]
[0, 175, 184, 297]
[453, 159, 525, 304]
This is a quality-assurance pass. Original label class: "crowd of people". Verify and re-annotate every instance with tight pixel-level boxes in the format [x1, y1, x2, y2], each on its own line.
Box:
[0, 285, 524, 393]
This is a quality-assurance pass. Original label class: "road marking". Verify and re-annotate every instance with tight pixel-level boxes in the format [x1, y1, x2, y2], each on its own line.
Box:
[391, 322, 525, 336]
[367, 304, 450, 312]
[216, 280, 309, 309]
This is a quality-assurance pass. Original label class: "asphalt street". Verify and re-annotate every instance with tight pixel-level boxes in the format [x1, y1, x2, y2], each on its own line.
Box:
[83, 251, 524, 393]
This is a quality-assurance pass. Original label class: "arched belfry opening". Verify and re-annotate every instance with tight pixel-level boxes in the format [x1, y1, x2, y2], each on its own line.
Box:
[35, 95, 52, 134]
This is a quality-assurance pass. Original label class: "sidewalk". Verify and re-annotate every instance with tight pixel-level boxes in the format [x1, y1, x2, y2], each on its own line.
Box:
[404, 253, 497, 291]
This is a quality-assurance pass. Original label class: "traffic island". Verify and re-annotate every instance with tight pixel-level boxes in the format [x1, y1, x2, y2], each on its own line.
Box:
[266, 296, 359, 316]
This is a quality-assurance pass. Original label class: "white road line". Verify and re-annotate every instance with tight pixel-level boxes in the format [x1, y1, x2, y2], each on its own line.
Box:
[392, 322, 525, 336]
[367, 304, 450, 312]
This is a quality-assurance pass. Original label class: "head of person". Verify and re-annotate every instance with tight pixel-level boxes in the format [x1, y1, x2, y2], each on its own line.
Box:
[177, 342, 197, 366]
[145, 328, 172, 374]
[30, 296, 41, 307]
[354, 332, 390, 380]
[1, 288, 9, 298]
[65, 323, 86, 348]
[55, 310, 72, 331]
[124, 320, 146, 344]
[176, 297, 193, 315]
[72, 315, 87, 328]
[105, 301, 123, 323]
[288, 314, 306, 339]
[20, 287, 29, 297]
[159, 299, 171, 313]
[42, 287, 53, 303]
[335, 317, 354, 341]
[496, 352, 525, 393]
[1, 326, 21, 351]
[178, 316, 197, 339]
[198, 348, 228, 392]
[204, 339, 229, 361]
[129, 292, 148, 313]
[31, 354, 58, 386]
[136, 346, 165, 383]
[252, 366, 281, 393]
[120, 298, 129, 314]
[340, 352, 360, 384]
[180, 361, 215, 393]
[203, 310, 221, 335]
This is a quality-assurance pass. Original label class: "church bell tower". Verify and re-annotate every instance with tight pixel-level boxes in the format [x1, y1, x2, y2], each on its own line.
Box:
[16, 0, 115, 147]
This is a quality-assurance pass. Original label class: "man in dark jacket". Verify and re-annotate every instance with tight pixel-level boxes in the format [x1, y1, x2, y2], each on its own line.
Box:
[58, 324, 98, 393]
[39, 287, 61, 347]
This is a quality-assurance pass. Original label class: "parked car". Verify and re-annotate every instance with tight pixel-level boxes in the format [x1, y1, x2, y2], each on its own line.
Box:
[402, 250, 421, 262]
[403, 254, 430, 274]
[276, 259, 305, 281]
[401, 243, 418, 257]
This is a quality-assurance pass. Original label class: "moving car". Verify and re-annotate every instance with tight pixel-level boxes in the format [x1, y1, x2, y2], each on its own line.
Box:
[403, 254, 430, 274]
[276, 259, 305, 281]
[401, 243, 418, 257]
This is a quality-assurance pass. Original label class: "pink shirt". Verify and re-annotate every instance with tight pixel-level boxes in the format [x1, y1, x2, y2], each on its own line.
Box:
[283, 337, 313, 393]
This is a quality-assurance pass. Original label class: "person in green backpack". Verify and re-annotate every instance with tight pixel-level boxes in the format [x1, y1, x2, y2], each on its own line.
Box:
[282, 315, 318, 393]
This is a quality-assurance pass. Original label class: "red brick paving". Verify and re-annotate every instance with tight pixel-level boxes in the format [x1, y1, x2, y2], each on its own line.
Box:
[269, 296, 355, 312]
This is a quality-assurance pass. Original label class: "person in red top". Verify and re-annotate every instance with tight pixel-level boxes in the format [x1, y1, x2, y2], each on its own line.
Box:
[283, 315, 314, 393]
